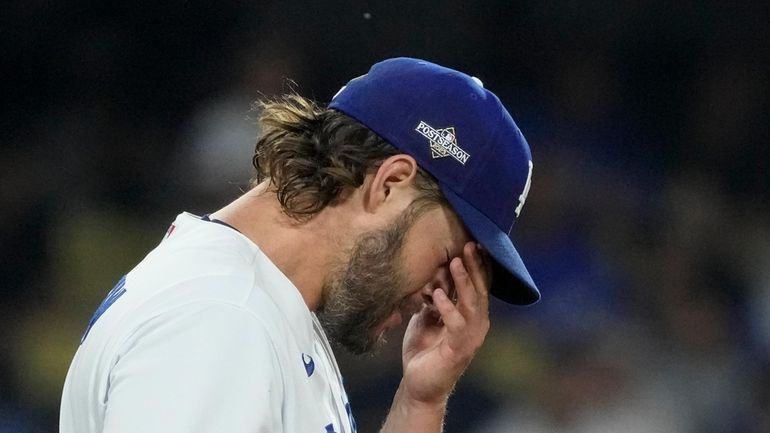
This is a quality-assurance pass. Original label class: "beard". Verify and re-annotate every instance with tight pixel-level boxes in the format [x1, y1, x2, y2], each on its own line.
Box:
[316, 211, 413, 355]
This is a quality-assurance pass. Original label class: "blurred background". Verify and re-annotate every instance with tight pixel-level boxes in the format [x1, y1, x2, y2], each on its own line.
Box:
[2, 1, 769, 432]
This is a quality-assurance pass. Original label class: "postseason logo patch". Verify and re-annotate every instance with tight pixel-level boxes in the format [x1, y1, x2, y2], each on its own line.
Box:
[415, 121, 470, 165]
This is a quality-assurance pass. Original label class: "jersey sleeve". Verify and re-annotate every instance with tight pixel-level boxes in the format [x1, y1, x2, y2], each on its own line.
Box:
[102, 301, 284, 433]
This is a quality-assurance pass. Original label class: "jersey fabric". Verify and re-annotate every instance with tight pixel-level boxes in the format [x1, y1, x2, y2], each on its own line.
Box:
[60, 212, 357, 433]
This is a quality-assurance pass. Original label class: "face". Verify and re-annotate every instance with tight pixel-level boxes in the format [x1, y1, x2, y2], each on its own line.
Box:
[316, 202, 472, 355]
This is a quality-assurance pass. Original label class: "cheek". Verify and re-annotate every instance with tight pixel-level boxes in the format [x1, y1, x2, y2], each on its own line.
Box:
[404, 247, 449, 286]
[415, 265, 453, 296]
[401, 265, 454, 310]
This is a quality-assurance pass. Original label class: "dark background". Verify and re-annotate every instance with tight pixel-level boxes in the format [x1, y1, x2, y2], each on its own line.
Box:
[2, 1, 769, 432]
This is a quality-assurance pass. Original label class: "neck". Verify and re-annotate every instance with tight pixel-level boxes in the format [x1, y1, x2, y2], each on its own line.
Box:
[210, 183, 352, 310]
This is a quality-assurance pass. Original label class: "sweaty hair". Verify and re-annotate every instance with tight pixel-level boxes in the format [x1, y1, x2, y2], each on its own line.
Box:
[252, 93, 446, 220]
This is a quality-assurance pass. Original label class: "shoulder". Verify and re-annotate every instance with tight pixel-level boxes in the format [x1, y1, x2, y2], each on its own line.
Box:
[120, 299, 279, 356]
[100, 300, 288, 433]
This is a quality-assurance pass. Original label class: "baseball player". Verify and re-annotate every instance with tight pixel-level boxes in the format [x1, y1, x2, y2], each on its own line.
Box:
[60, 57, 539, 433]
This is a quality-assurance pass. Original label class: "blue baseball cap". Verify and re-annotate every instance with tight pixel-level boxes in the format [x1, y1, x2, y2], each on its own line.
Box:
[329, 57, 539, 305]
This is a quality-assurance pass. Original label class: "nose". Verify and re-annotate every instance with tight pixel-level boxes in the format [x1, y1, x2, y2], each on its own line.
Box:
[421, 266, 455, 304]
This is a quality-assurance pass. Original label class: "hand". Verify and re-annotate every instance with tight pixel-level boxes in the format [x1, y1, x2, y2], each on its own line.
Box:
[400, 241, 491, 404]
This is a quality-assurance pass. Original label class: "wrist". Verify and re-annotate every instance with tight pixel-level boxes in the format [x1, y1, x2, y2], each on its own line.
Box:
[379, 380, 450, 433]
[396, 379, 450, 412]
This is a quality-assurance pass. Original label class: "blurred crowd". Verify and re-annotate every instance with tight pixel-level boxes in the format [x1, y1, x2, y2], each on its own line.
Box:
[2, 1, 768, 432]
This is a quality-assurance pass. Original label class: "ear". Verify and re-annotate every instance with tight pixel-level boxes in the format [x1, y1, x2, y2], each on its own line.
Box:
[364, 154, 419, 214]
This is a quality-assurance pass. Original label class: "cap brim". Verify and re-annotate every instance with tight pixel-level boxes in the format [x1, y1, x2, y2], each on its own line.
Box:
[440, 185, 540, 305]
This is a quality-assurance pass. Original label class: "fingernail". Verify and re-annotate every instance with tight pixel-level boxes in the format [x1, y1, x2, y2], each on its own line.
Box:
[449, 259, 462, 270]
[458, 260, 467, 274]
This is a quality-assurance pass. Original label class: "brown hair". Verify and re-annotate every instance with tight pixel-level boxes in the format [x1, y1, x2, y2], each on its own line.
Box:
[252, 94, 445, 220]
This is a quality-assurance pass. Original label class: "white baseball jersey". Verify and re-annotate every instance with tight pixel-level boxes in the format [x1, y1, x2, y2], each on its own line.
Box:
[60, 212, 357, 433]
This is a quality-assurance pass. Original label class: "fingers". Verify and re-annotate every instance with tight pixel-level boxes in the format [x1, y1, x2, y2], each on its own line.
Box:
[449, 256, 475, 307]
[432, 288, 465, 333]
[435, 252, 491, 361]
[450, 242, 490, 310]
[435, 243, 489, 327]
[461, 242, 490, 311]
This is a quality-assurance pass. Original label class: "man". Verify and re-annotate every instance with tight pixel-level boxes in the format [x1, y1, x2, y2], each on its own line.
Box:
[60, 57, 539, 433]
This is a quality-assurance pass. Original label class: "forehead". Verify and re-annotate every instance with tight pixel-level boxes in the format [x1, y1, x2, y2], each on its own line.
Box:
[402, 205, 472, 258]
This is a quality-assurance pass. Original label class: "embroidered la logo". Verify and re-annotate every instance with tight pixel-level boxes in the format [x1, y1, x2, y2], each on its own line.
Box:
[415, 121, 470, 165]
